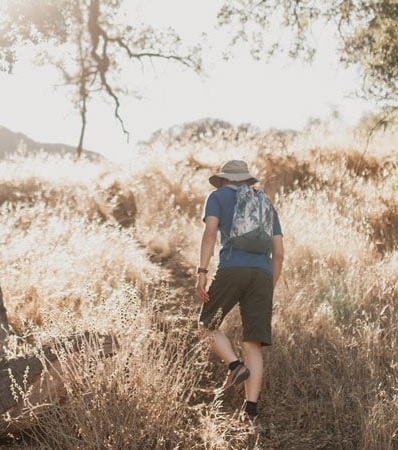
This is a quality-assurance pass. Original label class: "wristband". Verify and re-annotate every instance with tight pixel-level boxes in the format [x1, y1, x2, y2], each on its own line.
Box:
[197, 267, 209, 274]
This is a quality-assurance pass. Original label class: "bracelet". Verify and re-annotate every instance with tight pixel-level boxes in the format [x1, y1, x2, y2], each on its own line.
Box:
[197, 267, 209, 274]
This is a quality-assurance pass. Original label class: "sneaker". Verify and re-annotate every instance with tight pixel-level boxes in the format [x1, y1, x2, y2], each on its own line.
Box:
[239, 411, 273, 436]
[218, 363, 250, 392]
[239, 411, 258, 426]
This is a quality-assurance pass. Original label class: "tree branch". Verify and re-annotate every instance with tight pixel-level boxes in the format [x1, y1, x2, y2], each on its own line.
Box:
[73, 0, 199, 156]
[109, 36, 196, 70]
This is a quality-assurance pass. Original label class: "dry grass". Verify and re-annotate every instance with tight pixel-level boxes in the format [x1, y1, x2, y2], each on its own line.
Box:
[0, 119, 397, 449]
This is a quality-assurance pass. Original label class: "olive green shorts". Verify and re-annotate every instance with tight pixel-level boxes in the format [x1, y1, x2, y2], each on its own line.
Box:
[199, 267, 274, 346]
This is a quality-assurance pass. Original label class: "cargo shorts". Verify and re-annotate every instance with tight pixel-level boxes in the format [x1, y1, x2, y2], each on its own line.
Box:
[198, 267, 274, 346]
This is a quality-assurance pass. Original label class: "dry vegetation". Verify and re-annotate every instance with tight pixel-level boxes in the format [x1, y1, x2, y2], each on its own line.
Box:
[0, 118, 397, 449]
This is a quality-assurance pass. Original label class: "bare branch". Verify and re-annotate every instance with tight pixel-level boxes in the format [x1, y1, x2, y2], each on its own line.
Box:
[109, 36, 196, 70]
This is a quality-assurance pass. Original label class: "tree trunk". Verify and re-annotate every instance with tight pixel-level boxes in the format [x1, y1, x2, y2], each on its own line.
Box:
[0, 286, 9, 354]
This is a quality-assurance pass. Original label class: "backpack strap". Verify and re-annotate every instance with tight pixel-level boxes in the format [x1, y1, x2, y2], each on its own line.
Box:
[218, 185, 236, 241]
[218, 184, 240, 258]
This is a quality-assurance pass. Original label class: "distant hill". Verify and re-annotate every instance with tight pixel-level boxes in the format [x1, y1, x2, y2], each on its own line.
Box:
[0, 125, 103, 161]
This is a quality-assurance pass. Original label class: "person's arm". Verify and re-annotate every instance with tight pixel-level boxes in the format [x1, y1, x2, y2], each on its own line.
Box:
[271, 235, 284, 288]
[195, 215, 219, 303]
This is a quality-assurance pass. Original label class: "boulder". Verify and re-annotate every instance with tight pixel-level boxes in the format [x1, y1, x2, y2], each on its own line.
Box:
[0, 332, 117, 435]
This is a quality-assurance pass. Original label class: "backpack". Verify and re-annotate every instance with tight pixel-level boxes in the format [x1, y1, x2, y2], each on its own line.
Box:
[222, 185, 273, 255]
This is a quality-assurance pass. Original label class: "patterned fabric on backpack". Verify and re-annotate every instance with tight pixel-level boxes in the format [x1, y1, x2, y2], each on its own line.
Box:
[223, 185, 273, 255]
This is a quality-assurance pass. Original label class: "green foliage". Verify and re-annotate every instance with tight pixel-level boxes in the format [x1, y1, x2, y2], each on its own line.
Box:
[342, 1, 398, 103]
[218, 0, 324, 60]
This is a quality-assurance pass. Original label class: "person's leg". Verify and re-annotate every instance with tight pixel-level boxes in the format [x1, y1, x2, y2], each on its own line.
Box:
[211, 329, 250, 391]
[198, 268, 246, 365]
[199, 325, 250, 391]
[198, 269, 252, 390]
[210, 329, 239, 365]
[242, 340, 263, 402]
[239, 269, 273, 416]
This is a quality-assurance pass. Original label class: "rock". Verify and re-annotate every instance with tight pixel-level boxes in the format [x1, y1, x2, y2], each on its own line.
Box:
[0, 332, 117, 435]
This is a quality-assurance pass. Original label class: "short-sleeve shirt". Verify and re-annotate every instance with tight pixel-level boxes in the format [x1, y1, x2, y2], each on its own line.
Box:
[203, 185, 283, 274]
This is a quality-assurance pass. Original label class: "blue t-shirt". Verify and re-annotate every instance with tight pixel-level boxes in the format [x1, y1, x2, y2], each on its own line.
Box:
[203, 186, 283, 274]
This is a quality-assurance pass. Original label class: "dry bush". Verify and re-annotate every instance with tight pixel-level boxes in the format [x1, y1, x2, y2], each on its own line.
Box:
[256, 153, 319, 200]
[0, 200, 159, 339]
[360, 396, 398, 449]
[0, 179, 42, 206]
[342, 149, 384, 178]
[0, 154, 138, 228]
[307, 146, 394, 183]
[130, 163, 206, 268]
[368, 204, 398, 254]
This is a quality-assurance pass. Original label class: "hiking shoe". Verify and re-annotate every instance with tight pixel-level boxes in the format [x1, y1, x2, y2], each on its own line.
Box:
[238, 412, 271, 435]
[218, 363, 250, 392]
[239, 411, 258, 425]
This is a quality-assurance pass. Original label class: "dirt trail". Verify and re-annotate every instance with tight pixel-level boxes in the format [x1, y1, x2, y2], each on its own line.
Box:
[153, 257, 323, 449]
[148, 253, 200, 322]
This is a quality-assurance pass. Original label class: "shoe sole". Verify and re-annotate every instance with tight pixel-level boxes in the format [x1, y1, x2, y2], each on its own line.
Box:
[216, 367, 250, 394]
[230, 367, 250, 388]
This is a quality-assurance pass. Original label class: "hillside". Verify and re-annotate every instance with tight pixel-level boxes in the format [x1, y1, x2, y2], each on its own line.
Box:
[0, 125, 102, 161]
[0, 119, 397, 449]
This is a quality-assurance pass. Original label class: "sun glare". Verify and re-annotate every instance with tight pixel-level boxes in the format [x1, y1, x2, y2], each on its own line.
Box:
[0, 0, 375, 163]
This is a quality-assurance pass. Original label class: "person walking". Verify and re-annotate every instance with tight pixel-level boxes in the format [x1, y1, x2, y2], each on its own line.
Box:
[196, 160, 284, 422]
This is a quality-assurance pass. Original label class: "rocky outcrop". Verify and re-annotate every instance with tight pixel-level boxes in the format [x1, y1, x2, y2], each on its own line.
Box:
[0, 332, 117, 435]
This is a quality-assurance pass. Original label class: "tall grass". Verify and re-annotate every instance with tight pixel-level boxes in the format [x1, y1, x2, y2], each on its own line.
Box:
[0, 119, 397, 448]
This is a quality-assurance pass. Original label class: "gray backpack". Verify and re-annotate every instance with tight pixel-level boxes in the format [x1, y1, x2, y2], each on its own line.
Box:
[222, 185, 273, 255]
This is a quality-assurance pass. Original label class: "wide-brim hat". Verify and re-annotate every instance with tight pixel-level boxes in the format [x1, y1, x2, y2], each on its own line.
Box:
[209, 160, 259, 188]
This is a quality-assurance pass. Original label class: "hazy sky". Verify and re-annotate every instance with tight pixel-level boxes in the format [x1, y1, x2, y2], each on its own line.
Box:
[0, 0, 377, 162]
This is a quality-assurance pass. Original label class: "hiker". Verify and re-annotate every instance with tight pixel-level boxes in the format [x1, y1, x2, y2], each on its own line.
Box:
[196, 160, 284, 423]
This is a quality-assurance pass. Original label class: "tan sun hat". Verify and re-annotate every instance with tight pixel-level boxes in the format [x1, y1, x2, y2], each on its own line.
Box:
[209, 160, 259, 188]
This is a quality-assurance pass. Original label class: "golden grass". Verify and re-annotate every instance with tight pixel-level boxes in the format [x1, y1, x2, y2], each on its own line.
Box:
[0, 119, 397, 448]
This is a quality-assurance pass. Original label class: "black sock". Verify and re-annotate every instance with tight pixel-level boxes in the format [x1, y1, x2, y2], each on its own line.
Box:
[228, 360, 242, 371]
[244, 400, 258, 417]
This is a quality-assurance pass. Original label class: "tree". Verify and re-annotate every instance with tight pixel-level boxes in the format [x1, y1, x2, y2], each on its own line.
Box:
[0, 0, 201, 157]
[2, 0, 398, 156]
[218, 0, 398, 115]
[342, 1, 398, 105]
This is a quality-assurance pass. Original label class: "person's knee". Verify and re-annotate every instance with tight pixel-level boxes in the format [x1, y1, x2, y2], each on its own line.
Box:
[242, 340, 262, 352]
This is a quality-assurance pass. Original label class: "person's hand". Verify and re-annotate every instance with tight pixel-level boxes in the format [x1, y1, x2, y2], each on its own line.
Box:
[195, 273, 209, 303]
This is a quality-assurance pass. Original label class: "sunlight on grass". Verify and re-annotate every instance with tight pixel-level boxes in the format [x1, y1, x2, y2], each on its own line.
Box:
[0, 120, 397, 448]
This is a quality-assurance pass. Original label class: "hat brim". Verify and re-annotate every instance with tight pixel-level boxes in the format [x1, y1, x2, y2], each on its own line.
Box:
[209, 174, 259, 188]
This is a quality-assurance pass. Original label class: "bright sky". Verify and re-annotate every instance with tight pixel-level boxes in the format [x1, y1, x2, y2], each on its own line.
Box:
[0, 0, 376, 162]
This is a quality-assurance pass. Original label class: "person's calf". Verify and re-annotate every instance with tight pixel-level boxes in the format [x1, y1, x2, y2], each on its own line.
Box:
[242, 340, 263, 402]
